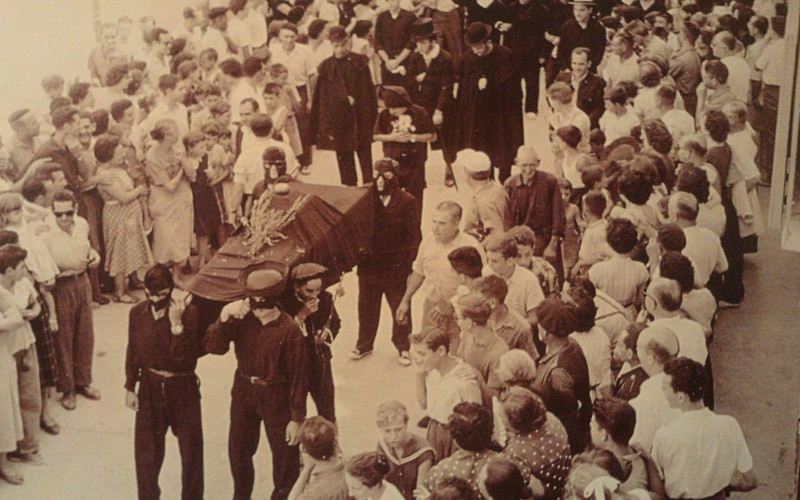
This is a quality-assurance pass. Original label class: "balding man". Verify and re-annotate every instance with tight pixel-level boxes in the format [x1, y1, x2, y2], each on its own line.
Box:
[645, 278, 707, 365]
[7, 109, 43, 178]
[397, 201, 485, 353]
[668, 192, 727, 288]
[504, 146, 565, 265]
[710, 31, 750, 103]
[629, 325, 681, 452]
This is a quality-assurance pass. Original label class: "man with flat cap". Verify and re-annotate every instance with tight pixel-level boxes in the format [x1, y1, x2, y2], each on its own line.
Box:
[279, 262, 341, 423]
[452, 22, 523, 183]
[353, 158, 422, 364]
[206, 265, 309, 500]
[309, 25, 377, 187]
[405, 18, 457, 187]
[532, 297, 592, 454]
[125, 264, 205, 500]
[373, 85, 436, 216]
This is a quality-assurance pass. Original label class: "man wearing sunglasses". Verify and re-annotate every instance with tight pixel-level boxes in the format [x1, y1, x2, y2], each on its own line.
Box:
[39, 189, 102, 410]
[206, 265, 309, 500]
[124, 264, 205, 500]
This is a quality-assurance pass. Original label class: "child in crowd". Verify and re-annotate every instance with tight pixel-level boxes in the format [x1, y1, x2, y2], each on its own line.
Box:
[561, 179, 582, 277]
[580, 165, 613, 218]
[409, 327, 483, 461]
[506, 225, 559, 298]
[455, 292, 509, 385]
[375, 401, 434, 499]
[262, 80, 302, 159]
[288, 416, 349, 500]
[576, 190, 611, 275]
[345, 452, 405, 500]
[201, 122, 234, 228]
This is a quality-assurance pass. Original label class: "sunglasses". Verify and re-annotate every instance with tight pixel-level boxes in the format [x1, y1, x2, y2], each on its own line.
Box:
[54, 210, 75, 218]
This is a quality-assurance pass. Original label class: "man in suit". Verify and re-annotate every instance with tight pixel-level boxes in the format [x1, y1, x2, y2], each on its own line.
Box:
[556, 47, 606, 129]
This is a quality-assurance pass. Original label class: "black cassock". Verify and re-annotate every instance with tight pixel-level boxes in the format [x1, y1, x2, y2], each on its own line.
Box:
[451, 44, 523, 182]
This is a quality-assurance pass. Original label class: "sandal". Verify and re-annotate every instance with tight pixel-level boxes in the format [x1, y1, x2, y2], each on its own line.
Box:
[40, 418, 60, 436]
[113, 294, 137, 304]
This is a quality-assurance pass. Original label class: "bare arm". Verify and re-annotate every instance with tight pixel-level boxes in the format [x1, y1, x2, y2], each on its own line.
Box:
[415, 371, 428, 410]
[729, 468, 758, 492]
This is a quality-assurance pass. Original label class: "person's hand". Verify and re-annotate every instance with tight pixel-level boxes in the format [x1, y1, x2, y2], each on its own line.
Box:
[87, 249, 101, 268]
[49, 317, 59, 332]
[396, 131, 412, 142]
[22, 309, 38, 321]
[304, 297, 320, 315]
[413, 486, 431, 500]
[136, 185, 149, 196]
[126, 390, 139, 411]
[396, 299, 410, 325]
[347, 95, 355, 106]
[386, 58, 399, 71]
[430, 304, 444, 323]
[168, 296, 186, 331]
[286, 420, 301, 445]
[416, 72, 426, 83]
[499, 22, 512, 32]
[432, 110, 443, 126]
[478, 77, 487, 90]
[544, 241, 558, 261]
[221, 299, 250, 322]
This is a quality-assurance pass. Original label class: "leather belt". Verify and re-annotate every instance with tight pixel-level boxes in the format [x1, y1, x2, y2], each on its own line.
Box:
[56, 271, 87, 282]
[148, 367, 195, 378]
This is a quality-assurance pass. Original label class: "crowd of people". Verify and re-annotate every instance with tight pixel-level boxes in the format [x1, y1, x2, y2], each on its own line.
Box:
[0, 0, 786, 497]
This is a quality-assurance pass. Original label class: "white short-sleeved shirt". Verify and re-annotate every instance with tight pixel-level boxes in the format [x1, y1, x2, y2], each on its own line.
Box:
[271, 43, 317, 87]
[652, 408, 753, 498]
[589, 255, 649, 308]
[503, 265, 544, 318]
[570, 325, 613, 389]
[602, 54, 640, 87]
[721, 55, 751, 103]
[579, 219, 611, 265]
[412, 232, 485, 300]
[425, 358, 483, 423]
[629, 373, 681, 452]
[232, 136, 296, 194]
[661, 108, 695, 143]
[682, 225, 728, 287]
[756, 38, 785, 86]
[650, 317, 707, 365]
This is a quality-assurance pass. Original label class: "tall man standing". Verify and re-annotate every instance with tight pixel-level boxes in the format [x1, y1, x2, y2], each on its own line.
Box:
[375, 0, 417, 87]
[309, 26, 377, 186]
[125, 264, 205, 500]
[354, 159, 422, 363]
[40, 190, 102, 410]
[206, 266, 308, 500]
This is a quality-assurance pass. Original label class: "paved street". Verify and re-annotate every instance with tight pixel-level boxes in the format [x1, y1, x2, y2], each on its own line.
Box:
[1, 114, 798, 499]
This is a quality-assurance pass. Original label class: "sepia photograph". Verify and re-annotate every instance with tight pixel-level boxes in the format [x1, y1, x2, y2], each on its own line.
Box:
[0, 0, 798, 498]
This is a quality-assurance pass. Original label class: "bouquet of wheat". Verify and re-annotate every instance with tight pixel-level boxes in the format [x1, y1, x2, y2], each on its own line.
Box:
[244, 192, 308, 257]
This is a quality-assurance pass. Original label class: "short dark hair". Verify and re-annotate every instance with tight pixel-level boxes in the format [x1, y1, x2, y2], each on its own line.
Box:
[641, 119, 673, 155]
[199, 48, 219, 62]
[346, 452, 390, 487]
[606, 85, 627, 106]
[593, 397, 637, 444]
[144, 263, 174, 292]
[68, 82, 91, 105]
[484, 233, 517, 259]
[52, 189, 76, 206]
[606, 218, 639, 254]
[448, 402, 493, 452]
[664, 357, 706, 402]
[0, 245, 28, 274]
[21, 177, 47, 202]
[91, 109, 110, 135]
[703, 109, 730, 143]
[299, 416, 338, 460]
[457, 293, 492, 326]
[52, 105, 79, 129]
[618, 169, 652, 206]
[242, 57, 264, 78]
[556, 125, 582, 149]
[704, 60, 729, 85]
[409, 327, 450, 353]
[475, 274, 509, 304]
[581, 165, 604, 189]
[262, 82, 282, 96]
[676, 164, 710, 204]
[482, 456, 532, 500]
[659, 251, 695, 293]
[0, 230, 20, 247]
[183, 130, 206, 150]
[219, 58, 243, 78]
[623, 322, 647, 352]
[250, 113, 274, 137]
[448, 246, 483, 279]
[93, 134, 120, 163]
[501, 387, 548, 434]
[570, 291, 597, 332]
[158, 74, 180, 93]
[568, 275, 596, 298]
[110, 99, 133, 122]
[307, 19, 328, 40]
[106, 63, 130, 86]
[583, 189, 607, 218]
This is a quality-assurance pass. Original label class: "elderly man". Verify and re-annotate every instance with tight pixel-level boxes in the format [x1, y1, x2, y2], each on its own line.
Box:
[644, 278, 708, 365]
[652, 358, 758, 499]
[206, 266, 309, 500]
[629, 325, 681, 452]
[87, 22, 132, 86]
[39, 190, 102, 410]
[7, 109, 44, 179]
[397, 201, 485, 353]
[459, 149, 510, 242]
[504, 146, 565, 265]
[354, 159, 421, 364]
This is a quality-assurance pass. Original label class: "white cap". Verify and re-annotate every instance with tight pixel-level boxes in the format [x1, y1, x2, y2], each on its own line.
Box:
[456, 149, 491, 174]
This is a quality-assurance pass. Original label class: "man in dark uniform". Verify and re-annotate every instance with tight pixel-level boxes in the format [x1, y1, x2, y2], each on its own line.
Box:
[556, 0, 606, 74]
[206, 265, 309, 500]
[125, 264, 205, 500]
[352, 159, 422, 363]
[309, 25, 377, 187]
[279, 262, 341, 423]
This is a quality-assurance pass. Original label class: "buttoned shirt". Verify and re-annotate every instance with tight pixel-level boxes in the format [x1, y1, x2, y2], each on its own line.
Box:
[492, 308, 538, 360]
[650, 316, 707, 365]
[40, 216, 92, 274]
[457, 331, 508, 383]
[652, 408, 753, 498]
[412, 232, 485, 300]
[271, 43, 316, 87]
[682, 225, 728, 287]
[629, 372, 680, 452]
[668, 46, 702, 96]
[588, 255, 649, 308]
[425, 358, 483, 423]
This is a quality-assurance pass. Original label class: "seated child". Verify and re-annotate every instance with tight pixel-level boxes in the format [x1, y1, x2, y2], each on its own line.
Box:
[375, 401, 434, 499]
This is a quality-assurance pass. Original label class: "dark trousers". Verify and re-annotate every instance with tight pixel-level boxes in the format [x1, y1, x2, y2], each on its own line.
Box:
[295, 85, 312, 167]
[680, 91, 698, 121]
[389, 151, 426, 219]
[229, 373, 299, 500]
[521, 61, 541, 114]
[336, 145, 374, 186]
[53, 273, 94, 393]
[78, 190, 108, 299]
[544, 56, 561, 88]
[135, 371, 204, 500]
[357, 271, 411, 354]
[308, 347, 336, 423]
[757, 83, 779, 177]
[709, 199, 745, 304]
[433, 9, 462, 68]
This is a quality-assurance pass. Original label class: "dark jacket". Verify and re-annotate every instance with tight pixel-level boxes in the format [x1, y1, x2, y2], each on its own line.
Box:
[309, 52, 377, 151]
[556, 70, 606, 129]
[359, 188, 422, 275]
[374, 9, 417, 58]
[279, 289, 341, 359]
[406, 48, 456, 114]
[504, 170, 565, 242]
[505, 0, 548, 63]
[557, 18, 606, 72]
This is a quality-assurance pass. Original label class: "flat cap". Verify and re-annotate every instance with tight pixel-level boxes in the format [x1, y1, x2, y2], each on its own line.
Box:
[291, 262, 328, 283]
[239, 263, 287, 298]
[536, 297, 578, 337]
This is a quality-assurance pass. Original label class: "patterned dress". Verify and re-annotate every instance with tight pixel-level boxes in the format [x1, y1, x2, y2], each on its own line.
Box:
[98, 166, 154, 277]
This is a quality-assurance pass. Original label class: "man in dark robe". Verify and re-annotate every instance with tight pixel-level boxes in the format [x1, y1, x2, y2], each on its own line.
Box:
[505, 0, 548, 118]
[556, 0, 606, 73]
[451, 22, 524, 183]
[309, 26, 377, 187]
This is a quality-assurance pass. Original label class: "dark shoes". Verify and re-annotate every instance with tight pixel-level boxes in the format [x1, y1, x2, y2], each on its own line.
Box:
[40, 418, 60, 435]
[77, 385, 102, 401]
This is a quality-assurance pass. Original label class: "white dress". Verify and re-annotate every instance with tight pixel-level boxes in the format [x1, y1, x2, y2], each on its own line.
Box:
[0, 303, 24, 453]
